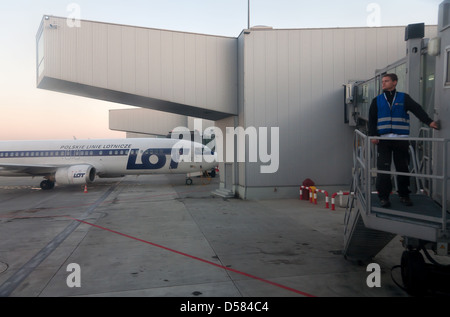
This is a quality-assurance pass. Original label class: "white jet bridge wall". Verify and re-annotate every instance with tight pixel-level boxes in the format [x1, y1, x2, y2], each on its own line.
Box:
[37, 16, 238, 120]
[236, 26, 437, 198]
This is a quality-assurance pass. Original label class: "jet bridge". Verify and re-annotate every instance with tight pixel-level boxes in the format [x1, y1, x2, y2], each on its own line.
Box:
[344, 130, 450, 295]
[342, 2, 450, 294]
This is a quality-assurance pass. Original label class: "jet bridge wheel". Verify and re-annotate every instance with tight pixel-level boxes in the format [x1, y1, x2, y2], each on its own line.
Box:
[40, 180, 55, 190]
[400, 250, 427, 296]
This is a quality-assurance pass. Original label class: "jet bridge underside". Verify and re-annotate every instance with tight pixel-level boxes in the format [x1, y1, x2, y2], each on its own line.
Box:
[344, 193, 446, 262]
[37, 77, 230, 121]
[344, 198, 396, 262]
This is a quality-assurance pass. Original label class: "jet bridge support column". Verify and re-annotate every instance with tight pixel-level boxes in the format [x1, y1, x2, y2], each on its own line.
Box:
[405, 23, 425, 137]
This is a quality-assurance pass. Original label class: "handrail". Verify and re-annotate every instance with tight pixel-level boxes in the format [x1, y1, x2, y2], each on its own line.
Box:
[353, 130, 449, 234]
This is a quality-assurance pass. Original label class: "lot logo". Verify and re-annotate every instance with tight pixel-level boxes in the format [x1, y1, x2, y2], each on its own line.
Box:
[127, 148, 179, 170]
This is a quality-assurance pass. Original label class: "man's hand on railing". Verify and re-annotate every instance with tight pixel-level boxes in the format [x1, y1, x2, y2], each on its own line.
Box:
[430, 121, 440, 130]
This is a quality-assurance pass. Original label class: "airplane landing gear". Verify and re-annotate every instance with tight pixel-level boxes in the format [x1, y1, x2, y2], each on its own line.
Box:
[400, 250, 427, 296]
[40, 179, 55, 190]
[399, 247, 450, 296]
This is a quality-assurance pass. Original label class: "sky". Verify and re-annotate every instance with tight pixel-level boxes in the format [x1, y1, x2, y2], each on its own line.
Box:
[0, 0, 442, 141]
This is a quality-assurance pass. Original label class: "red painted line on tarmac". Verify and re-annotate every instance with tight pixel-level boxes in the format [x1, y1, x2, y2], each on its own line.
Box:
[67, 216, 316, 297]
[0, 214, 71, 220]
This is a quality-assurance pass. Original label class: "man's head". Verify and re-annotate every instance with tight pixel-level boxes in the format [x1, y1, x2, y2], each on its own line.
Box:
[382, 73, 398, 91]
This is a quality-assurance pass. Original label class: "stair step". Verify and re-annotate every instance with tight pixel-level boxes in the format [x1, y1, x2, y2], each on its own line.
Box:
[212, 189, 234, 198]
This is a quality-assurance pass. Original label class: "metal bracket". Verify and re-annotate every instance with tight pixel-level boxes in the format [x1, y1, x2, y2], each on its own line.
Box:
[436, 230, 450, 256]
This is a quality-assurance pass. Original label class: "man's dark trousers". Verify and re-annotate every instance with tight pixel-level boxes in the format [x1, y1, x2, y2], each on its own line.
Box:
[376, 139, 411, 199]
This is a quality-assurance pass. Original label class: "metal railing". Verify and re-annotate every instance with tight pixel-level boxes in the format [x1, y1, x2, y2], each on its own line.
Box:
[353, 129, 449, 234]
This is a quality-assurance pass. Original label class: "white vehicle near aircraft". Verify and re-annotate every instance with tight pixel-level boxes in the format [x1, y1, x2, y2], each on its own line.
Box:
[0, 138, 217, 189]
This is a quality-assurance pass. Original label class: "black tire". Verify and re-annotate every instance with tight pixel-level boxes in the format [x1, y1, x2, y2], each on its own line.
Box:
[401, 250, 427, 296]
[186, 178, 193, 185]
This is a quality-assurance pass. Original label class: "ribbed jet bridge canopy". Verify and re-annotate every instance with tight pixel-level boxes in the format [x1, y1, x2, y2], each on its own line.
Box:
[36, 16, 238, 121]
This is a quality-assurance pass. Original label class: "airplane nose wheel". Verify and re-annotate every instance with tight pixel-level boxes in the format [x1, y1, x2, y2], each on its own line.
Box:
[185, 178, 193, 185]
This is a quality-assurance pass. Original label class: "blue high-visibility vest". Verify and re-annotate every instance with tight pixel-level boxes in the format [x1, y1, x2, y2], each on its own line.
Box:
[376, 92, 410, 135]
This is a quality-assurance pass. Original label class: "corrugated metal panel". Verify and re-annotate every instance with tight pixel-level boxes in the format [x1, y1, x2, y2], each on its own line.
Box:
[76, 22, 93, 86]
[148, 29, 162, 99]
[107, 24, 122, 92]
[122, 26, 136, 94]
[135, 28, 149, 96]
[242, 26, 431, 187]
[92, 23, 108, 89]
[109, 108, 188, 136]
[195, 36, 207, 107]
[39, 16, 238, 119]
[173, 32, 186, 103]
[184, 33, 197, 106]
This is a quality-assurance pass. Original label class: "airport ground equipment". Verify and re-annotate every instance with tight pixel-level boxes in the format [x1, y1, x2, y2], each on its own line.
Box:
[344, 130, 450, 295]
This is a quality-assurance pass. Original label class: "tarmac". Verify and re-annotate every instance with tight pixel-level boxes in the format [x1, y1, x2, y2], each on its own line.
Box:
[0, 173, 410, 298]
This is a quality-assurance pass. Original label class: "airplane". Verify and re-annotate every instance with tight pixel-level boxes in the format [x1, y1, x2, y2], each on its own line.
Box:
[0, 138, 217, 190]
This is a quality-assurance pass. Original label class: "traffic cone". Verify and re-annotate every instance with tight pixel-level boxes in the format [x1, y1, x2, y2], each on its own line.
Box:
[84, 185, 88, 193]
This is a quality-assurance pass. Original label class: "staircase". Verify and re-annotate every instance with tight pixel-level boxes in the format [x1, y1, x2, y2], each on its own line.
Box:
[343, 130, 450, 262]
[212, 188, 235, 199]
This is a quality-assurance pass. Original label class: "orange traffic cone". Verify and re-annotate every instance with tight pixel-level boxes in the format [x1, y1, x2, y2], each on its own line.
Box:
[84, 185, 88, 193]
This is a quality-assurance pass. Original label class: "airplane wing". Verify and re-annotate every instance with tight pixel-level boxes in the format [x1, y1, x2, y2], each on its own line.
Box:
[0, 163, 59, 176]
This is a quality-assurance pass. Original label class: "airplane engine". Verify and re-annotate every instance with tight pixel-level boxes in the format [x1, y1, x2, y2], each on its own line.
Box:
[55, 164, 96, 185]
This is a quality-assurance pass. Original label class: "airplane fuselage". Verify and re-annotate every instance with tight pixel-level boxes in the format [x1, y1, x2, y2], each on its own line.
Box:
[0, 138, 216, 188]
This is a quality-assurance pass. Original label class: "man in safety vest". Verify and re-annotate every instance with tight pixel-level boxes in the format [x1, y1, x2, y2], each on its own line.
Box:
[368, 73, 439, 208]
